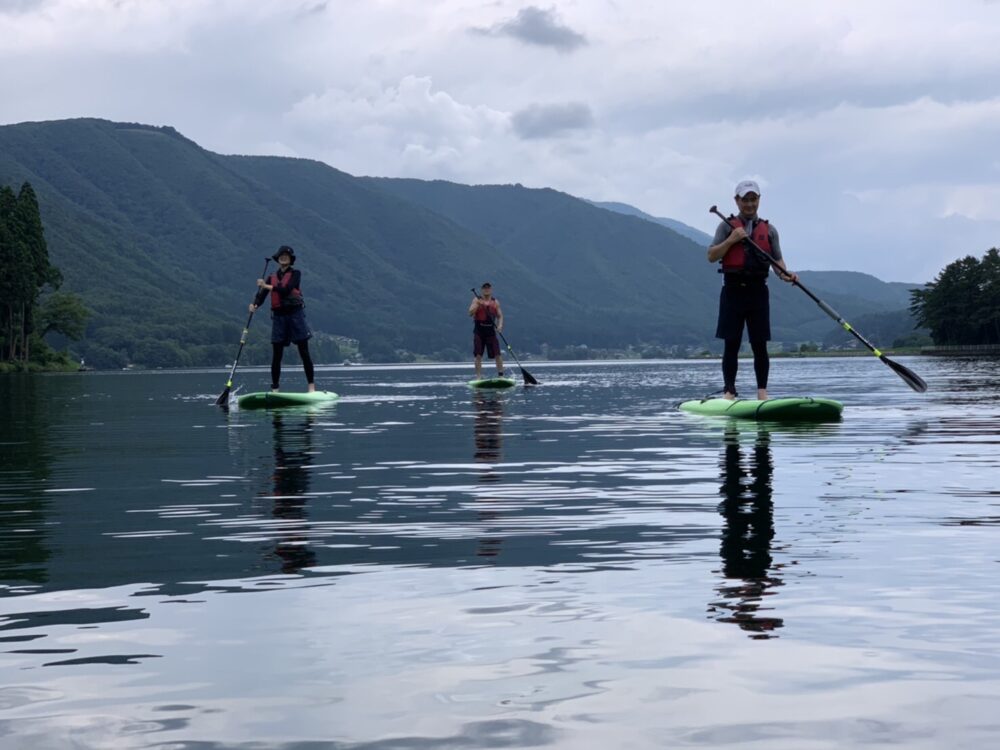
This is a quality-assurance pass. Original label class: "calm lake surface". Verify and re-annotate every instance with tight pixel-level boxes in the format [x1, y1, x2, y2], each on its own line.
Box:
[1, 357, 998, 749]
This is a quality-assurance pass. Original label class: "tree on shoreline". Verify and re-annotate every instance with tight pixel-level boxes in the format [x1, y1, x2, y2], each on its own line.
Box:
[1, 182, 89, 366]
[910, 248, 1000, 346]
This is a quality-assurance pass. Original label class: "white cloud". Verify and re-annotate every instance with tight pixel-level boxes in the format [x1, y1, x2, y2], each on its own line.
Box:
[284, 76, 510, 178]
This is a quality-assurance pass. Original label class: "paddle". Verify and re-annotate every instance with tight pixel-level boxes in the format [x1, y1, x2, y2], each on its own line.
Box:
[215, 258, 271, 407]
[709, 206, 927, 393]
[471, 288, 539, 386]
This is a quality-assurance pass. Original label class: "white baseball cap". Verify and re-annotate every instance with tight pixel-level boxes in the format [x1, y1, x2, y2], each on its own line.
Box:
[735, 180, 761, 198]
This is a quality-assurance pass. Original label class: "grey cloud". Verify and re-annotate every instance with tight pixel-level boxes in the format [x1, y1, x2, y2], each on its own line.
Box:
[511, 102, 594, 139]
[606, 77, 1000, 137]
[0, 0, 47, 14]
[474, 6, 586, 52]
[297, 1, 328, 18]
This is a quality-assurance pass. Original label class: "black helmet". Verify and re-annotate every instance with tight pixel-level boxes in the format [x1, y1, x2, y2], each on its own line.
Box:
[273, 245, 296, 264]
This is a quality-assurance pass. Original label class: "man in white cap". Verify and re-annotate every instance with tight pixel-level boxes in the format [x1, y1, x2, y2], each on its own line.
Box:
[707, 180, 798, 400]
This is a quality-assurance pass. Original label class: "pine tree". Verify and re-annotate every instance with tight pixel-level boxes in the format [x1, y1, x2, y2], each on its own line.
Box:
[911, 250, 1000, 346]
[0, 186, 20, 361]
[980, 248, 1000, 345]
[16, 183, 61, 361]
[1, 182, 69, 364]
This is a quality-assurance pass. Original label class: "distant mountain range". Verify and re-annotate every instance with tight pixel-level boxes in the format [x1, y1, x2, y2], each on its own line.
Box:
[589, 200, 713, 245]
[0, 118, 924, 368]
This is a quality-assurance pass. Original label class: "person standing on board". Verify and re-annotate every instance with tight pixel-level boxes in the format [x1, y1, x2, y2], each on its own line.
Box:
[707, 180, 798, 400]
[250, 246, 316, 393]
[468, 282, 504, 380]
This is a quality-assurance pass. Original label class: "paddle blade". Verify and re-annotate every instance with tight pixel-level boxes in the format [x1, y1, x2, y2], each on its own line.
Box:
[215, 386, 231, 407]
[520, 367, 539, 386]
[881, 355, 927, 393]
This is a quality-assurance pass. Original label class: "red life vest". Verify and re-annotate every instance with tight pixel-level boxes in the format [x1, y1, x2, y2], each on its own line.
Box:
[474, 298, 499, 325]
[269, 271, 303, 310]
[721, 216, 772, 275]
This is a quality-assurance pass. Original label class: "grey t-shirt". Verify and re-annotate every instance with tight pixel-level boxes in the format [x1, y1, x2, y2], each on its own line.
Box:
[712, 216, 782, 261]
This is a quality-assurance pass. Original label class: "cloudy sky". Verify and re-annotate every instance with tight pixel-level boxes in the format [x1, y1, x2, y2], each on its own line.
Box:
[2, 0, 1000, 282]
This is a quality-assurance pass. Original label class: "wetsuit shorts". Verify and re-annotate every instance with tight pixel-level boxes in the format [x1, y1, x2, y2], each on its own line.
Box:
[715, 277, 770, 342]
[473, 325, 499, 358]
[272, 308, 312, 346]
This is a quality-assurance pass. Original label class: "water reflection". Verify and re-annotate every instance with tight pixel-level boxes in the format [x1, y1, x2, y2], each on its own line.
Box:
[473, 392, 504, 560]
[4, 362, 1000, 749]
[265, 409, 318, 574]
[709, 424, 783, 638]
[0, 376, 53, 590]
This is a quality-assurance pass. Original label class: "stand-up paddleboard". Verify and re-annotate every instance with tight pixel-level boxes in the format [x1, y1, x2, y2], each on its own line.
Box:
[680, 397, 843, 422]
[468, 376, 517, 389]
[237, 391, 339, 409]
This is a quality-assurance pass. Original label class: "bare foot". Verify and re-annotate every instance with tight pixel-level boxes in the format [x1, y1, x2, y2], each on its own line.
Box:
[757, 389, 768, 400]
[307, 384, 316, 393]
[723, 392, 737, 400]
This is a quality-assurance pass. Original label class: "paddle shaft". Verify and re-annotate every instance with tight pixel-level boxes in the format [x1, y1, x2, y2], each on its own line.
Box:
[709, 206, 926, 392]
[471, 288, 538, 385]
[216, 258, 270, 405]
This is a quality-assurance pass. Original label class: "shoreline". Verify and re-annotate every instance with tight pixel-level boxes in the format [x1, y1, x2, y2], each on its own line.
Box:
[0, 361, 81, 374]
[6, 351, 941, 375]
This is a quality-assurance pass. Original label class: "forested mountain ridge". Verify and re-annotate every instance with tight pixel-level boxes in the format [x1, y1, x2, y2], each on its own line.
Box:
[0, 119, 553, 366]
[363, 177, 923, 345]
[0, 118, 923, 367]
[589, 200, 919, 311]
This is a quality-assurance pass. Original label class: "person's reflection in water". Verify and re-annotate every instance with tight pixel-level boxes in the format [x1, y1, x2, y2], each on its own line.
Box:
[709, 424, 784, 638]
[267, 409, 317, 574]
[473, 392, 504, 559]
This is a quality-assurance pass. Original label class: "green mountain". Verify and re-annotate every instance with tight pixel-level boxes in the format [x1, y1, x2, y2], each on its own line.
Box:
[0, 118, 923, 368]
[361, 177, 735, 346]
[362, 177, 922, 346]
[591, 200, 921, 314]
[820, 307, 929, 349]
[792, 271, 916, 309]
[0, 119, 558, 366]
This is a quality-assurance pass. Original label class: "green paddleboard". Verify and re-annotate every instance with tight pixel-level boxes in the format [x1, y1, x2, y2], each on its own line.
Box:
[679, 397, 843, 422]
[468, 376, 517, 389]
[237, 391, 339, 409]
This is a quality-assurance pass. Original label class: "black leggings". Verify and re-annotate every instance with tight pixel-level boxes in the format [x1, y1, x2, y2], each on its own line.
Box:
[271, 341, 314, 389]
[722, 338, 769, 395]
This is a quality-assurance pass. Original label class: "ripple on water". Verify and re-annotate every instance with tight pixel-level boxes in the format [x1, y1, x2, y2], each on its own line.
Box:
[0, 359, 999, 748]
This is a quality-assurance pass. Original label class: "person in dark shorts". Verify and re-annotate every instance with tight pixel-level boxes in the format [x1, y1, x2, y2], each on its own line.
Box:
[468, 282, 504, 380]
[707, 180, 798, 400]
[250, 245, 316, 392]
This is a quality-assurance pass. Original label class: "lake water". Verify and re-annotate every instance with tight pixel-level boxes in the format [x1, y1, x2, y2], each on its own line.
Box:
[1, 357, 998, 749]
